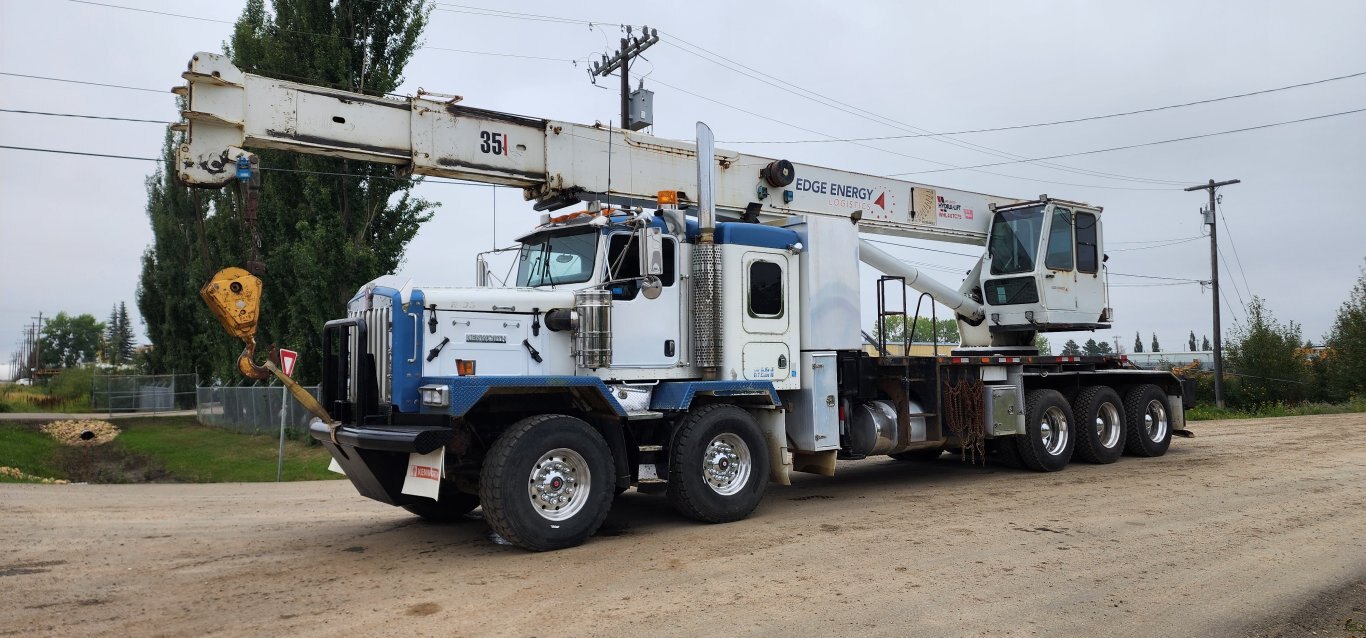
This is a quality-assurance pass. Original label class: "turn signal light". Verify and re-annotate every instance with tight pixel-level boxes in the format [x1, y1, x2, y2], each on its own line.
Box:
[656, 190, 679, 207]
[455, 359, 476, 376]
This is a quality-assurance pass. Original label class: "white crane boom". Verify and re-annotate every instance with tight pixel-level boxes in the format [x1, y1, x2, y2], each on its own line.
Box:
[175, 52, 1019, 247]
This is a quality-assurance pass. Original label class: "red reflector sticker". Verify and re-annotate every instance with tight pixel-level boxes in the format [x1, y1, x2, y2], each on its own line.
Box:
[411, 465, 440, 480]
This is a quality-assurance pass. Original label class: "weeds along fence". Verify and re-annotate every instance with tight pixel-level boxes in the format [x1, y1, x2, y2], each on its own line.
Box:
[196, 383, 322, 438]
[91, 373, 199, 414]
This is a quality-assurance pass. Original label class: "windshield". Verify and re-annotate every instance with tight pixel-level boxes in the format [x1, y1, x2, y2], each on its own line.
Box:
[989, 205, 1045, 275]
[515, 229, 598, 287]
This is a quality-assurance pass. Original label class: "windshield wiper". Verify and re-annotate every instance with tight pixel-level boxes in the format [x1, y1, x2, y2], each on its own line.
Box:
[539, 241, 555, 286]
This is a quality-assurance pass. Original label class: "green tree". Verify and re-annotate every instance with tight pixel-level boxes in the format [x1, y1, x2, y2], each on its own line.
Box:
[1224, 297, 1306, 407]
[1151, 333, 1161, 353]
[1033, 334, 1052, 355]
[139, 0, 434, 382]
[1324, 264, 1366, 401]
[1202, 335, 1211, 350]
[40, 312, 104, 368]
[871, 317, 960, 345]
[1188, 330, 1198, 351]
[1061, 339, 1082, 356]
[1133, 331, 1143, 353]
[103, 303, 135, 365]
[1082, 338, 1114, 355]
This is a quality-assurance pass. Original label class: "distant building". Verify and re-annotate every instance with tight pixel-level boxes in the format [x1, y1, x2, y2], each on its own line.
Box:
[1125, 350, 1212, 370]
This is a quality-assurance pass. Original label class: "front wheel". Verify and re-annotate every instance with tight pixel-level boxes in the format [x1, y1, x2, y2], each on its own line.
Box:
[1124, 385, 1173, 457]
[1014, 389, 1075, 472]
[667, 404, 770, 523]
[479, 414, 614, 551]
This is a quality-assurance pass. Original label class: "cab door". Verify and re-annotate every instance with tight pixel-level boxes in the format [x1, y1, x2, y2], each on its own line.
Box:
[1041, 206, 1079, 314]
[1072, 210, 1106, 321]
[603, 232, 680, 368]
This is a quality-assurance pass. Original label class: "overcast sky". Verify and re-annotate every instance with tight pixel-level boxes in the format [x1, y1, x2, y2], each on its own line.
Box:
[3, 0, 1365, 376]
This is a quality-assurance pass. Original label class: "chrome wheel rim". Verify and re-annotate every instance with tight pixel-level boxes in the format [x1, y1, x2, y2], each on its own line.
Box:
[527, 447, 590, 521]
[1144, 399, 1169, 443]
[1039, 406, 1069, 456]
[702, 433, 751, 496]
[1096, 402, 1122, 449]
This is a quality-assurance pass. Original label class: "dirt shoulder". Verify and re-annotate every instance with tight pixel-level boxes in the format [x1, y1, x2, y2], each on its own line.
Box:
[2, 413, 1363, 637]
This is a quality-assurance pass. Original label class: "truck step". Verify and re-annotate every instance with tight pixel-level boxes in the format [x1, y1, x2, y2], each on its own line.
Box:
[626, 410, 664, 421]
[637, 445, 664, 452]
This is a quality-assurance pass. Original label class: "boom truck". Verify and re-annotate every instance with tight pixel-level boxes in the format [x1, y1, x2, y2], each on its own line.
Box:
[180, 52, 1189, 551]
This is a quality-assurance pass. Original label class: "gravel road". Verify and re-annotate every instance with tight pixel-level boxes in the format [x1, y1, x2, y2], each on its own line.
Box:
[3, 413, 1364, 637]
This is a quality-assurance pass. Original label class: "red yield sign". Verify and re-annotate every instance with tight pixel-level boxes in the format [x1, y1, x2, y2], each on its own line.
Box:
[279, 349, 299, 377]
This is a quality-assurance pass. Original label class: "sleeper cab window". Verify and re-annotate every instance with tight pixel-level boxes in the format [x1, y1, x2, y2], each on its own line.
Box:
[748, 260, 783, 317]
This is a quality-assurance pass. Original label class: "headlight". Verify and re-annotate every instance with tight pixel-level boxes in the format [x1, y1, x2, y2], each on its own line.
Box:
[419, 384, 449, 408]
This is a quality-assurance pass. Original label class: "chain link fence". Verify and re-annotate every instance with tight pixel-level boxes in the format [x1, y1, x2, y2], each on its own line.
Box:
[92, 373, 199, 414]
[196, 383, 322, 438]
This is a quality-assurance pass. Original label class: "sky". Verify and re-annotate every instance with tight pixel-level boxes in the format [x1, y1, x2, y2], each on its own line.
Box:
[2, 0, 1365, 378]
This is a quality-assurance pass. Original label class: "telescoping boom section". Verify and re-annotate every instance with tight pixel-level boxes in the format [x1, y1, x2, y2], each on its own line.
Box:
[176, 52, 1016, 247]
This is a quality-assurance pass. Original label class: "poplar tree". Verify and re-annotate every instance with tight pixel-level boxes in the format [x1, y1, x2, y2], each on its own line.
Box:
[139, 0, 434, 382]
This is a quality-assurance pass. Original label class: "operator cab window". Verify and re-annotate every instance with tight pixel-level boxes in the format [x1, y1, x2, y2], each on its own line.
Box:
[748, 260, 784, 317]
[604, 233, 676, 300]
[1076, 211, 1099, 274]
[1044, 207, 1074, 271]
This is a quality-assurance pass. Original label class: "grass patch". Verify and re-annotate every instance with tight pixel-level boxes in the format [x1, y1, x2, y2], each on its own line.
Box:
[0, 416, 341, 483]
[0, 425, 63, 483]
[114, 416, 338, 482]
[0, 386, 90, 413]
[1187, 396, 1366, 421]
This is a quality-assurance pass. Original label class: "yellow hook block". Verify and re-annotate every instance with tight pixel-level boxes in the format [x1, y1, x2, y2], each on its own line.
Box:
[200, 267, 262, 341]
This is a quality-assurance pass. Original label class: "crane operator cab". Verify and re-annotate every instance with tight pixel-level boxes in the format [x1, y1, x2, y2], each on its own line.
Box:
[976, 197, 1112, 339]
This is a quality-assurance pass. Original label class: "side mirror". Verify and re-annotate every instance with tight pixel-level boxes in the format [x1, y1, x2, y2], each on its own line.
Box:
[637, 226, 664, 278]
[640, 276, 663, 300]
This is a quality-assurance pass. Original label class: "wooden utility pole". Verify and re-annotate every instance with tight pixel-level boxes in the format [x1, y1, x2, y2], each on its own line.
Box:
[590, 26, 659, 129]
[1184, 179, 1239, 408]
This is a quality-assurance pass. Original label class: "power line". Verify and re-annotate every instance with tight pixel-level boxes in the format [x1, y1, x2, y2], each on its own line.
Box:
[65, 0, 582, 64]
[1109, 236, 1206, 252]
[1109, 281, 1203, 288]
[0, 144, 513, 189]
[648, 76, 1182, 192]
[1217, 199, 1254, 301]
[861, 238, 980, 259]
[0, 71, 163, 94]
[1218, 283, 1246, 325]
[726, 69, 1366, 144]
[421, 3, 1200, 186]
[432, 3, 600, 26]
[887, 107, 1366, 177]
[1110, 272, 1205, 282]
[0, 107, 172, 124]
[1110, 235, 1204, 245]
[1218, 245, 1249, 317]
[657, 37, 1188, 187]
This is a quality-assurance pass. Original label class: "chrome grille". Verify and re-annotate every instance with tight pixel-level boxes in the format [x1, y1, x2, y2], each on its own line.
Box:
[368, 306, 392, 405]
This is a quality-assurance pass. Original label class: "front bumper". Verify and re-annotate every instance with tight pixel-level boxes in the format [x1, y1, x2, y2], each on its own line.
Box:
[309, 420, 454, 506]
[308, 420, 453, 454]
